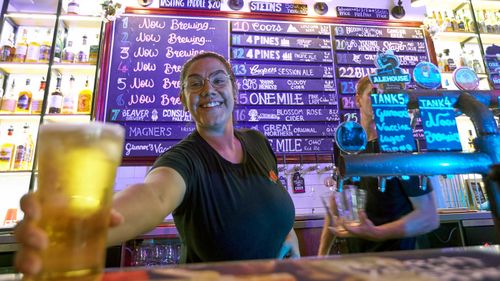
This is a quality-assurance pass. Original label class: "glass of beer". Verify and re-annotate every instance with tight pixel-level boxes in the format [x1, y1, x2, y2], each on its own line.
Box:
[321, 185, 366, 233]
[35, 122, 124, 281]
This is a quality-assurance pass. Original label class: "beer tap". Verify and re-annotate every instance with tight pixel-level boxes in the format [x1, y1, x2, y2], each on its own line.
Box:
[419, 175, 428, 191]
[378, 176, 387, 192]
[278, 154, 287, 174]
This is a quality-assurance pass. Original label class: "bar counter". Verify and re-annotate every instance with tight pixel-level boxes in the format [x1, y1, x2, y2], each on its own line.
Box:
[3, 246, 498, 281]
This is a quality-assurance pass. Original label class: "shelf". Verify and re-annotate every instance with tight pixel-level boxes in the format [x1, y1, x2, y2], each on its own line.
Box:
[52, 63, 97, 75]
[5, 13, 56, 27]
[470, 0, 500, 10]
[0, 114, 41, 120]
[0, 171, 32, 175]
[478, 33, 500, 45]
[0, 63, 48, 75]
[43, 114, 91, 123]
[59, 15, 103, 29]
[433, 31, 478, 43]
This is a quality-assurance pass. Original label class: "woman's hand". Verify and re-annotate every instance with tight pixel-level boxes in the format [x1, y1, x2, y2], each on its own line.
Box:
[14, 193, 124, 277]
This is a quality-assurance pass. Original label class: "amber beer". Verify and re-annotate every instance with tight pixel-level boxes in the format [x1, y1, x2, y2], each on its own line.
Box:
[35, 122, 124, 281]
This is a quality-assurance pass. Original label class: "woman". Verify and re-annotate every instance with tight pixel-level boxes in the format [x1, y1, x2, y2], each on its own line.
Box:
[15, 52, 299, 275]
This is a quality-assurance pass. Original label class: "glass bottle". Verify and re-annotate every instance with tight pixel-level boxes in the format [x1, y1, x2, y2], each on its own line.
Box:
[53, 28, 64, 63]
[443, 11, 453, 32]
[77, 77, 92, 113]
[0, 126, 16, 171]
[88, 34, 99, 65]
[62, 75, 76, 114]
[48, 76, 63, 114]
[436, 11, 444, 30]
[0, 80, 17, 113]
[38, 29, 52, 63]
[25, 29, 41, 63]
[31, 77, 46, 114]
[62, 40, 75, 63]
[13, 29, 28, 63]
[12, 123, 34, 171]
[16, 78, 32, 113]
[76, 35, 88, 63]
[0, 33, 15, 62]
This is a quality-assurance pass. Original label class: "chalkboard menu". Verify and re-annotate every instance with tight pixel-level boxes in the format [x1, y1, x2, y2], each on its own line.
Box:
[371, 93, 416, 152]
[485, 45, 500, 90]
[102, 14, 430, 158]
[418, 96, 462, 152]
[332, 25, 428, 124]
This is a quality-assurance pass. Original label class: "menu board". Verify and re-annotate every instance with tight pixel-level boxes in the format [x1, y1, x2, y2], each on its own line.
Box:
[332, 25, 429, 125]
[103, 14, 430, 158]
[485, 45, 500, 90]
[371, 93, 416, 152]
[418, 96, 461, 152]
[230, 19, 338, 154]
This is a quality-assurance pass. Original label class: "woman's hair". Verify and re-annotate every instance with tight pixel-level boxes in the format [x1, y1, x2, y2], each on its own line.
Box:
[355, 76, 373, 97]
[179, 52, 236, 96]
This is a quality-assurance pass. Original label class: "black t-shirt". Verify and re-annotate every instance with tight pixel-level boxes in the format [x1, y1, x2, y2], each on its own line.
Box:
[347, 140, 433, 252]
[151, 129, 295, 263]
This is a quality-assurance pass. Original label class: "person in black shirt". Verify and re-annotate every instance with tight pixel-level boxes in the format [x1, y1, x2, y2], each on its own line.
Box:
[318, 76, 439, 255]
[15, 52, 298, 275]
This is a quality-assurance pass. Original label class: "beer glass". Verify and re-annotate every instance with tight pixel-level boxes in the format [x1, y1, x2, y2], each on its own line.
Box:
[321, 185, 366, 232]
[35, 122, 124, 281]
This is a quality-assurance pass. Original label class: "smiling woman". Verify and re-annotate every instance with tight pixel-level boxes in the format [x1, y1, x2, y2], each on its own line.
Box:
[15, 52, 300, 276]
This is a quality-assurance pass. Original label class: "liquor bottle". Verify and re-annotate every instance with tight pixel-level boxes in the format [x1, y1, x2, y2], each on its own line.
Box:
[484, 10, 494, 33]
[76, 35, 88, 63]
[436, 11, 444, 30]
[0, 126, 16, 171]
[25, 29, 41, 63]
[0, 80, 17, 113]
[12, 123, 34, 171]
[462, 9, 473, 32]
[62, 40, 75, 63]
[437, 53, 444, 72]
[0, 33, 15, 62]
[476, 10, 487, 33]
[459, 49, 468, 68]
[62, 75, 76, 114]
[443, 49, 456, 71]
[443, 11, 453, 32]
[450, 11, 459, 31]
[53, 28, 64, 63]
[456, 10, 465, 32]
[31, 77, 46, 114]
[47, 76, 63, 114]
[67, 0, 79, 15]
[16, 78, 32, 113]
[13, 29, 28, 62]
[88, 34, 99, 65]
[38, 29, 52, 63]
[77, 77, 92, 113]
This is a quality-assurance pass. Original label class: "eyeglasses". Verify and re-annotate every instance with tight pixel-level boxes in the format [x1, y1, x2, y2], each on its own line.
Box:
[183, 73, 231, 93]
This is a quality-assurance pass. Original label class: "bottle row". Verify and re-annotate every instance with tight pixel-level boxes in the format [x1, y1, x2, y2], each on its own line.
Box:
[0, 123, 35, 171]
[0, 27, 99, 65]
[437, 48, 484, 73]
[426, 8, 500, 34]
[0, 75, 93, 115]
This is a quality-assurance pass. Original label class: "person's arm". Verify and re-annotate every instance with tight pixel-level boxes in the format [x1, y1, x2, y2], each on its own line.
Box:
[341, 191, 439, 241]
[318, 213, 334, 256]
[107, 166, 186, 246]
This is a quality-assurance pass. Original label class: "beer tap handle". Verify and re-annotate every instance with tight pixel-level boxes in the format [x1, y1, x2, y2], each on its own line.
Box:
[378, 177, 387, 192]
[419, 175, 428, 191]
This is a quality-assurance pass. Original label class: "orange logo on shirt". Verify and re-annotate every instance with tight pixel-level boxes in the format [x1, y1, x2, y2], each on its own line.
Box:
[268, 170, 278, 183]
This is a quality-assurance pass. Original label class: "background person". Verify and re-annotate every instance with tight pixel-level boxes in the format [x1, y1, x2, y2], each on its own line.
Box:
[318, 76, 439, 255]
[15, 52, 299, 276]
